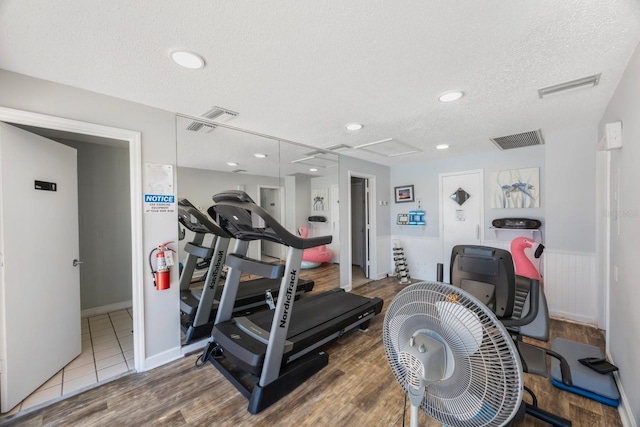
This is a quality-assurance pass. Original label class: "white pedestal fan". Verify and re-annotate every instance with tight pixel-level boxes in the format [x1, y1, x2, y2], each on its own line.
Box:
[383, 281, 524, 427]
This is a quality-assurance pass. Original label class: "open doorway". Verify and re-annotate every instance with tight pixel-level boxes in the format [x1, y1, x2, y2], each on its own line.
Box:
[350, 176, 370, 287]
[258, 185, 284, 262]
[0, 107, 143, 416]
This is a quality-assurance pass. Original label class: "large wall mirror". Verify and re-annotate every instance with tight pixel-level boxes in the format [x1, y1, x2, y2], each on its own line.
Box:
[175, 115, 340, 346]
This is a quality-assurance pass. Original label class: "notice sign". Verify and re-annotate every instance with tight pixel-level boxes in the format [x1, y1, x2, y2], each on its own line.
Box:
[144, 194, 175, 213]
[144, 163, 175, 213]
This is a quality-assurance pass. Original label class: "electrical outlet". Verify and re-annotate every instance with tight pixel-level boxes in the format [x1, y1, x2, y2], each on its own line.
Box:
[613, 265, 618, 282]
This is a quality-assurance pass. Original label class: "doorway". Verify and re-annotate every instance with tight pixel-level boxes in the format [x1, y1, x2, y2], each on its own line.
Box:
[258, 185, 284, 261]
[350, 176, 370, 287]
[0, 107, 143, 415]
[440, 170, 484, 283]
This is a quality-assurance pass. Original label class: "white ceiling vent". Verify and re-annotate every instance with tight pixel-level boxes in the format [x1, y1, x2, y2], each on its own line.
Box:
[490, 129, 544, 150]
[186, 106, 238, 132]
[354, 138, 421, 157]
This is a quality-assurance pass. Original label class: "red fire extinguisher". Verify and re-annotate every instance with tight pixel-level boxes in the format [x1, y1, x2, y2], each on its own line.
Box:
[149, 242, 175, 290]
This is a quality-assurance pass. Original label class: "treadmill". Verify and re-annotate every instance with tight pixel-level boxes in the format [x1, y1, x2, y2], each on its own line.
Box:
[201, 190, 383, 414]
[178, 199, 314, 344]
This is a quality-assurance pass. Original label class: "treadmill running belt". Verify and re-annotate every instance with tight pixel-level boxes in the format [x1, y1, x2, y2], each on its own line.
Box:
[246, 289, 371, 338]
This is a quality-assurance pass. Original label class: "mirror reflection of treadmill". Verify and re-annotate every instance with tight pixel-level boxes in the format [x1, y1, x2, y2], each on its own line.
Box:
[202, 190, 383, 414]
[177, 198, 314, 344]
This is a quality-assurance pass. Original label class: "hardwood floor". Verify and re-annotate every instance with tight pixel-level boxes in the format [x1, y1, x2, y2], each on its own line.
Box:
[2, 265, 621, 426]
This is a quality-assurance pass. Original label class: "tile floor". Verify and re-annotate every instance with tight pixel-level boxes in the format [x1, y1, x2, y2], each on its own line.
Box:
[2, 309, 134, 418]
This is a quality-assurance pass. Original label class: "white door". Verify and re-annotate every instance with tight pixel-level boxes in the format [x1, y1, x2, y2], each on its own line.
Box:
[441, 170, 483, 283]
[0, 123, 81, 413]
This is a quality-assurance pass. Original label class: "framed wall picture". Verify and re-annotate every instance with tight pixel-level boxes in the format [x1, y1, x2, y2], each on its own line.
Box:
[490, 167, 540, 208]
[394, 185, 414, 203]
[311, 187, 328, 212]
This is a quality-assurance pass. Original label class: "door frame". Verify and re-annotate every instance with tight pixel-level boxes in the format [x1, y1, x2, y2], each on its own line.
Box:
[439, 168, 485, 265]
[595, 149, 611, 335]
[347, 170, 376, 287]
[0, 106, 145, 371]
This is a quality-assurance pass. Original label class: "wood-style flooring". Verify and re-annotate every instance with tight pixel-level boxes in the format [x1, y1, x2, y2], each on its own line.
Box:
[1, 264, 622, 426]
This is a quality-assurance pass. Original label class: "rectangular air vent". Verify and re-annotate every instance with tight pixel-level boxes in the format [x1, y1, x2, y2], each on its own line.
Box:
[186, 106, 238, 133]
[490, 130, 544, 150]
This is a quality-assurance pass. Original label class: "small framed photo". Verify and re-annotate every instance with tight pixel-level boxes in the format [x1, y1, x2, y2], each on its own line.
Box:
[394, 185, 414, 203]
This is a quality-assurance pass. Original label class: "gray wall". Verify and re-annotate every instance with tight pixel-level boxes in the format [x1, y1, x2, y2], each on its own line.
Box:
[0, 69, 179, 362]
[599, 40, 640, 422]
[58, 139, 132, 310]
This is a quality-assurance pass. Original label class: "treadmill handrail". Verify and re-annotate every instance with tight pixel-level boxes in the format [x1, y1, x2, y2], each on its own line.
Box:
[178, 198, 232, 238]
[210, 190, 332, 250]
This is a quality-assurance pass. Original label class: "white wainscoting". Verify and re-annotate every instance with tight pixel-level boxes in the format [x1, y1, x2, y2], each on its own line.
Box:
[543, 249, 598, 325]
[376, 235, 392, 279]
[388, 236, 442, 282]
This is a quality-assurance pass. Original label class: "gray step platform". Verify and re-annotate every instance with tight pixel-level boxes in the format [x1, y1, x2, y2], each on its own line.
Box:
[550, 337, 620, 407]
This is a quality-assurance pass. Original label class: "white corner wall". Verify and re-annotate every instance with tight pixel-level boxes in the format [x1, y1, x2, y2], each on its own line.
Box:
[599, 40, 640, 426]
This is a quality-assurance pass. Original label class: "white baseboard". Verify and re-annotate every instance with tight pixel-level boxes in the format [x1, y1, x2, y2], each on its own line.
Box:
[143, 346, 183, 372]
[181, 339, 207, 357]
[377, 271, 391, 280]
[549, 310, 598, 327]
[81, 300, 132, 318]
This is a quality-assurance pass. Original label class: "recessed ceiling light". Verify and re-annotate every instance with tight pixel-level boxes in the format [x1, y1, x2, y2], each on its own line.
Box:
[227, 162, 238, 166]
[170, 50, 205, 69]
[438, 91, 464, 102]
[309, 168, 318, 172]
[254, 153, 267, 158]
[345, 123, 363, 131]
[436, 144, 450, 150]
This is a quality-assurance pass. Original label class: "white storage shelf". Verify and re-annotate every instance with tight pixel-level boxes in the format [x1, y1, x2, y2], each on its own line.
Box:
[489, 227, 542, 239]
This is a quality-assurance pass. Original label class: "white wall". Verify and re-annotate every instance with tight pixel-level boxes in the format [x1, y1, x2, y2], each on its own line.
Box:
[390, 137, 601, 325]
[544, 127, 597, 253]
[390, 145, 545, 279]
[599, 40, 640, 425]
[309, 175, 338, 240]
[0, 69, 179, 364]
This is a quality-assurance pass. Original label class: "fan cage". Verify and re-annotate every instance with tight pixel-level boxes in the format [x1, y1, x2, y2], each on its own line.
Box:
[398, 351, 425, 389]
[383, 281, 523, 427]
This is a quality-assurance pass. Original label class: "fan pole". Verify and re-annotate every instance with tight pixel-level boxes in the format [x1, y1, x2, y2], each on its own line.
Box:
[410, 404, 420, 427]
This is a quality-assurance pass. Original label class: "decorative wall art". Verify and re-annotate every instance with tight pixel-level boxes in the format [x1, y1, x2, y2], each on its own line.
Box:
[311, 188, 328, 212]
[491, 167, 540, 208]
[394, 185, 414, 203]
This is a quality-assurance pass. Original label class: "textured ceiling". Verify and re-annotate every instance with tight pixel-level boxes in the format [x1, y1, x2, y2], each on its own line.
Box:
[1, 1, 640, 168]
